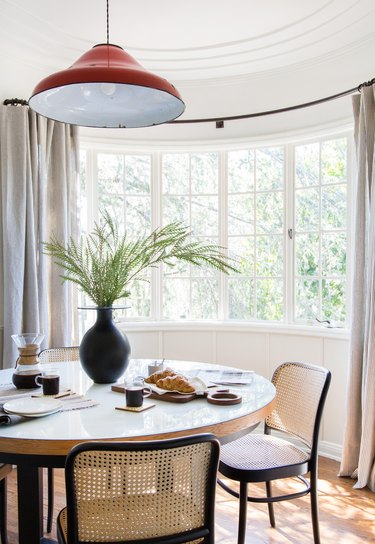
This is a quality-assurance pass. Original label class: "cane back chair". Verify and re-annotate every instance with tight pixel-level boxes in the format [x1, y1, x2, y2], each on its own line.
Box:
[39, 346, 80, 533]
[57, 434, 220, 544]
[218, 361, 331, 544]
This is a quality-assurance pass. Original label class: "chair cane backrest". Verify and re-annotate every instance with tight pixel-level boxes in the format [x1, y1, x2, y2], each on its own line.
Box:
[64, 435, 220, 544]
[266, 362, 331, 449]
[39, 347, 80, 364]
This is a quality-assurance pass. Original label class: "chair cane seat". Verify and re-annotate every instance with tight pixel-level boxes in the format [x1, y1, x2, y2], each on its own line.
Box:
[220, 434, 309, 474]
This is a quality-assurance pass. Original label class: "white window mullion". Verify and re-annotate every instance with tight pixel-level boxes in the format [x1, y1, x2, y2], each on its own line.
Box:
[152, 152, 161, 321]
[219, 150, 228, 320]
[285, 143, 295, 324]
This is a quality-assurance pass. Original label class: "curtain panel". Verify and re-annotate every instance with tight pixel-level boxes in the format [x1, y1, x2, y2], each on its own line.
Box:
[339, 85, 375, 491]
[0, 105, 79, 367]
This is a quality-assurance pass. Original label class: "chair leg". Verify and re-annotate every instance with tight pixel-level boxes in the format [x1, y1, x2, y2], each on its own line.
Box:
[0, 478, 8, 544]
[310, 470, 321, 544]
[47, 468, 54, 533]
[266, 481, 276, 528]
[238, 481, 248, 544]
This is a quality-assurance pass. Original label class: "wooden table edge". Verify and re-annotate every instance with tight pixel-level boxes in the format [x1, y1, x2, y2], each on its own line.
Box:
[0, 397, 275, 456]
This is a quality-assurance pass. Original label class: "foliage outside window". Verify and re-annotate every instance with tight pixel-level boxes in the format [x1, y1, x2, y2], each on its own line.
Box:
[79, 134, 349, 326]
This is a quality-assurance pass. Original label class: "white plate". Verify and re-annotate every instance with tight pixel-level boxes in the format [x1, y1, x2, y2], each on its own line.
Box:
[3, 397, 62, 417]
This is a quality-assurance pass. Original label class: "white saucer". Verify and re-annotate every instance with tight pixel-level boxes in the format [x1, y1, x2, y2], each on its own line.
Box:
[3, 397, 62, 417]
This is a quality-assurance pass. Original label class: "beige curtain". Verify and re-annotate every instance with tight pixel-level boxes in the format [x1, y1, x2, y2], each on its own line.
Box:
[339, 85, 375, 490]
[0, 105, 79, 368]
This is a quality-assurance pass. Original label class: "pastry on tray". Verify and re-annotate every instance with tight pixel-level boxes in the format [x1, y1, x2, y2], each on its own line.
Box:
[156, 375, 196, 394]
[144, 368, 176, 384]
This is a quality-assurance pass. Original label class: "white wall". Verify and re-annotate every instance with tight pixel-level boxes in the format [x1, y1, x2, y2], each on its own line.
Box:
[122, 323, 349, 460]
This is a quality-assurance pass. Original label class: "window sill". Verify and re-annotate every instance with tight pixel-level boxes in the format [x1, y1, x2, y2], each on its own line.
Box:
[116, 320, 350, 339]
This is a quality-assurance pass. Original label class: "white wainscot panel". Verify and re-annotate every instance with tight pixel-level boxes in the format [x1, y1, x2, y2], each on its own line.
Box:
[125, 331, 160, 359]
[215, 332, 268, 373]
[322, 337, 349, 450]
[163, 331, 214, 363]
[269, 334, 323, 377]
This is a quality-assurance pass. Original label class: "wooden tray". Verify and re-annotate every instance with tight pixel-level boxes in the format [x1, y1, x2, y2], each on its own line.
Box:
[111, 384, 241, 405]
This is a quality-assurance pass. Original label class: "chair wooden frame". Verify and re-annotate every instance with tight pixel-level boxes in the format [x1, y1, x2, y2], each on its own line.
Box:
[39, 346, 80, 533]
[57, 434, 220, 544]
[218, 361, 331, 544]
[0, 464, 12, 544]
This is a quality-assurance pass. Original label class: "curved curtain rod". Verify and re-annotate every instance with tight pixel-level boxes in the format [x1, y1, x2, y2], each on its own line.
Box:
[3, 78, 374, 127]
[169, 77, 375, 127]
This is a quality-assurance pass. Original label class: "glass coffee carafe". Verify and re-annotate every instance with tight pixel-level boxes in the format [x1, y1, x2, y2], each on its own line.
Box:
[11, 333, 44, 389]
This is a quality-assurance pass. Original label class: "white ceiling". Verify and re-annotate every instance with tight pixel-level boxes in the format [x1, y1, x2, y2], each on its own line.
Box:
[1, 0, 375, 141]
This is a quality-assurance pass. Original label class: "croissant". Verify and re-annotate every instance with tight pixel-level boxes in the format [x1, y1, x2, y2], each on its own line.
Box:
[144, 367, 177, 384]
[156, 375, 196, 393]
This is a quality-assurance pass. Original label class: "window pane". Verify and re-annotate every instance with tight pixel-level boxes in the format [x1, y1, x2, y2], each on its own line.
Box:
[322, 233, 346, 276]
[228, 195, 254, 235]
[125, 197, 151, 237]
[228, 237, 254, 276]
[295, 143, 319, 187]
[191, 196, 218, 236]
[256, 279, 283, 320]
[256, 235, 283, 276]
[162, 153, 189, 194]
[163, 278, 190, 319]
[99, 194, 124, 232]
[295, 187, 320, 231]
[322, 138, 347, 184]
[256, 147, 284, 191]
[295, 233, 319, 276]
[256, 192, 283, 234]
[322, 279, 346, 321]
[125, 279, 151, 318]
[191, 153, 218, 194]
[295, 279, 319, 320]
[321, 184, 346, 230]
[229, 279, 254, 319]
[98, 154, 123, 194]
[163, 196, 190, 224]
[228, 278, 254, 319]
[125, 155, 151, 194]
[228, 150, 254, 193]
[192, 278, 218, 319]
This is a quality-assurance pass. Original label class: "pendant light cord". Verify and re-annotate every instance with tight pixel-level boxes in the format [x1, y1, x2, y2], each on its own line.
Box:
[106, 0, 110, 44]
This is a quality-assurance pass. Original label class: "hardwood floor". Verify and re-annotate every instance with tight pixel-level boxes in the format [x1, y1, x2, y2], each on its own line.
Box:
[4, 457, 375, 543]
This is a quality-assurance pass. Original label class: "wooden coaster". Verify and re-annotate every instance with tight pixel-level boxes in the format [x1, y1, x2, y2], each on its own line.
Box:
[115, 404, 155, 413]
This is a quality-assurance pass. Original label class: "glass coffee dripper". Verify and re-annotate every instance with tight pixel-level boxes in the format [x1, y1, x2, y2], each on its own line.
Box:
[11, 333, 45, 389]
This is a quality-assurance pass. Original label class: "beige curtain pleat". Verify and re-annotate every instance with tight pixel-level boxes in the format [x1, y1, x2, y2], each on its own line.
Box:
[0, 105, 79, 367]
[339, 85, 375, 491]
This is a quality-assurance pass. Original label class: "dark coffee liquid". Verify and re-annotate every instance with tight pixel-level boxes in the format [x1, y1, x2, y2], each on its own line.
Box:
[125, 387, 144, 407]
[40, 375, 59, 396]
[12, 371, 41, 389]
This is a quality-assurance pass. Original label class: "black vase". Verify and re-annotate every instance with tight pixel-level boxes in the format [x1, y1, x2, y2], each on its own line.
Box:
[79, 307, 131, 384]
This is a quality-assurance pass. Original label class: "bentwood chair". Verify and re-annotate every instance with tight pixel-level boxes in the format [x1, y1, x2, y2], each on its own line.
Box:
[57, 434, 220, 544]
[39, 347, 80, 533]
[218, 361, 331, 544]
[0, 464, 12, 544]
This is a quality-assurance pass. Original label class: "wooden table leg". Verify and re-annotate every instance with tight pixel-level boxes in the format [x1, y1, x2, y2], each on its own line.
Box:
[16, 464, 53, 544]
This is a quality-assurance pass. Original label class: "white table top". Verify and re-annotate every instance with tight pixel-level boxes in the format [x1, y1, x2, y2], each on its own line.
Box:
[0, 359, 275, 455]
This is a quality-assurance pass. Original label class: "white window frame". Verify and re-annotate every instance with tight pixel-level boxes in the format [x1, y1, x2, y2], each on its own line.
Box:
[79, 127, 353, 328]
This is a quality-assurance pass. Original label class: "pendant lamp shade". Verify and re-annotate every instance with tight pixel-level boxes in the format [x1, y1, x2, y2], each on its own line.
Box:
[29, 44, 185, 128]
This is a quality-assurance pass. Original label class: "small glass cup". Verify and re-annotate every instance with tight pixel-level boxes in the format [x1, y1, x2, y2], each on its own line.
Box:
[35, 371, 60, 396]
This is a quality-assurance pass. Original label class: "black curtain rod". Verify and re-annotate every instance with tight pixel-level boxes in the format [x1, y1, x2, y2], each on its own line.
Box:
[3, 77, 374, 127]
[169, 77, 375, 127]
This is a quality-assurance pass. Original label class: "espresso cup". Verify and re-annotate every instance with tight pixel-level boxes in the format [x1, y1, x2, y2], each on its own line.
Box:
[125, 386, 152, 408]
[35, 372, 60, 396]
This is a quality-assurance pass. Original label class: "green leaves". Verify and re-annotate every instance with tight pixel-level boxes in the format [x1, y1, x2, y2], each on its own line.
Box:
[43, 211, 238, 307]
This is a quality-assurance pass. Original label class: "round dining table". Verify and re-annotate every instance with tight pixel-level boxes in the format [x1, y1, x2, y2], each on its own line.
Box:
[0, 359, 276, 544]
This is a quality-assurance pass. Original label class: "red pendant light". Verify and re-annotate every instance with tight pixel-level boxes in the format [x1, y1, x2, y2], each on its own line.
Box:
[29, 2, 185, 128]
